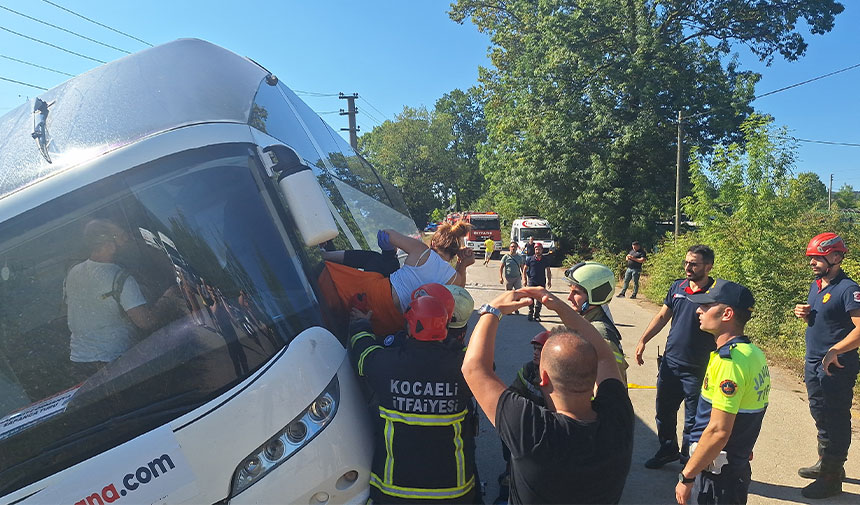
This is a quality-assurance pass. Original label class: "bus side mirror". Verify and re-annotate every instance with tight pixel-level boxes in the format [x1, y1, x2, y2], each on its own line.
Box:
[262, 144, 339, 247]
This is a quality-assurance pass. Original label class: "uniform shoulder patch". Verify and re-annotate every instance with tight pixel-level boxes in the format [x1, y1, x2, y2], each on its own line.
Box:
[853, 291, 860, 303]
[703, 375, 709, 390]
[383, 334, 395, 347]
[719, 379, 737, 397]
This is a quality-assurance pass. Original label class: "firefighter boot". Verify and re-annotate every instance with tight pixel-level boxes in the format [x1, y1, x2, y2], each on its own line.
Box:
[801, 459, 843, 499]
[798, 441, 845, 480]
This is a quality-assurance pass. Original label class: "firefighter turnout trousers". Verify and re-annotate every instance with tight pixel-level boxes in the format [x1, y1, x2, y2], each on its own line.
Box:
[349, 321, 478, 503]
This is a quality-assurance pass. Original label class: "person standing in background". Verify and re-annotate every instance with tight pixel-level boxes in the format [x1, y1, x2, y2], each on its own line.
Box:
[617, 241, 646, 299]
[522, 243, 552, 322]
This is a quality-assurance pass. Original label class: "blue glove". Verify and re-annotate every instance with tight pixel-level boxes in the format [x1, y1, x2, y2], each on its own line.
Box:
[377, 229, 394, 251]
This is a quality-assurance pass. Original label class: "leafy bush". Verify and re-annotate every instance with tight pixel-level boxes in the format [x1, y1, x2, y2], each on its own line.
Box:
[559, 249, 626, 279]
[642, 115, 857, 360]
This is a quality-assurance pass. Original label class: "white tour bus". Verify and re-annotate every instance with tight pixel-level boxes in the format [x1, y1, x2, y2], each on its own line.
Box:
[0, 39, 418, 505]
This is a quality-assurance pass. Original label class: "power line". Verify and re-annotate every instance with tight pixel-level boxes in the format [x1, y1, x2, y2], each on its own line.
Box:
[359, 96, 391, 121]
[0, 25, 105, 63]
[0, 4, 131, 54]
[755, 62, 860, 100]
[41, 0, 151, 47]
[684, 61, 860, 122]
[0, 53, 75, 77]
[0, 75, 47, 90]
[293, 89, 339, 97]
[777, 136, 860, 148]
[360, 108, 384, 126]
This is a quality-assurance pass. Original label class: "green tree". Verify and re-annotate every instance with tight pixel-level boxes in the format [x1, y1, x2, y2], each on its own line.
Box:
[789, 171, 828, 210]
[358, 106, 455, 226]
[450, 0, 844, 251]
[359, 90, 489, 225]
[434, 87, 488, 211]
[833, 183, 859, 210]
[643, 114, 851, 354]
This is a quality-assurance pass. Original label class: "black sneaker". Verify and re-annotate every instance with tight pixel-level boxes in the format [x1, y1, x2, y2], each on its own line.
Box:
[533, 315, 541, 322]
[616, 293, 625, 298]
[527, 315, 534, 321]
[630, 294, 637, 299]
[645, 445, 680, 469]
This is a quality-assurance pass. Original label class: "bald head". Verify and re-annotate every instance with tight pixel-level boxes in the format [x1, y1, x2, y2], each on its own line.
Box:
[540, 327, 598, 394]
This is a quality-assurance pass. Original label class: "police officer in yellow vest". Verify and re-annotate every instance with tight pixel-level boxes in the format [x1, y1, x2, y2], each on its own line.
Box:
[675, 280, 770, 505]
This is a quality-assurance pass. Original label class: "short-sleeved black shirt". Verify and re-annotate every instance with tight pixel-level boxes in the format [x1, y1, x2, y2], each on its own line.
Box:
[524, 242, 536, 257]
[525, 254, 551, 286]
[496, 379, 634, 504]
[626, 249, 646, 270]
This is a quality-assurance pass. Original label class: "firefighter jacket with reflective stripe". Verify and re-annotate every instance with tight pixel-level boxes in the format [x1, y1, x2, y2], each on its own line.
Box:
[349, 319, 477, 502]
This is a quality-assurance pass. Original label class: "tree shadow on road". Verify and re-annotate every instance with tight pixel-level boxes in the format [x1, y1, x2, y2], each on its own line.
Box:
[621, 413, 678, 503]
[749, 480, 860, 504]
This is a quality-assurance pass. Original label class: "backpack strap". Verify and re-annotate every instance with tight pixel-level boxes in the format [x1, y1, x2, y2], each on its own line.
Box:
[101, 268, 131, 309]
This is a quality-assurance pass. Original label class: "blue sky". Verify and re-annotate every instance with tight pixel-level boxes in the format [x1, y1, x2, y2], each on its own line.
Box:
[1, 1, 857, 189]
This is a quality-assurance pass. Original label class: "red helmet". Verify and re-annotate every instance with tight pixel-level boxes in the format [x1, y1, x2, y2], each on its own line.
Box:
[404, 296, 449, 341]
[411, 283, 455, 322]
[531, 330, 550, 346]
[806, 233, 848, 256]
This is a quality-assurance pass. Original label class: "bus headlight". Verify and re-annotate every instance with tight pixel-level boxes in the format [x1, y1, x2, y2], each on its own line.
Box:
[230, 376, 340, 497]
[308, 395, 334, 422]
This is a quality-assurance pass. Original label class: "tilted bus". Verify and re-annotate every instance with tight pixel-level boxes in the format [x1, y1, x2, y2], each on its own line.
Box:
[0, 39, 417, 505]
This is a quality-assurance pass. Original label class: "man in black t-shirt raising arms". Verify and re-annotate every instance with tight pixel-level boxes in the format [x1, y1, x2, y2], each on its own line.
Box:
[463, 287, 634, 504]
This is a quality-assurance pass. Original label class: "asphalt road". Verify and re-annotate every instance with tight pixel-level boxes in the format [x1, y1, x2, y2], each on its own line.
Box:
[462, 259, 860, 504]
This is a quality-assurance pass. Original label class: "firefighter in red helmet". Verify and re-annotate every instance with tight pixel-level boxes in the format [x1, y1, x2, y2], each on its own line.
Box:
[348, 287, 478, 503]
[794, 232, 860, 499]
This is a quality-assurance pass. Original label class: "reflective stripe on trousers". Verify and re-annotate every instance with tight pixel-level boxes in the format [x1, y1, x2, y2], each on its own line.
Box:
[370, 473, 476, 500]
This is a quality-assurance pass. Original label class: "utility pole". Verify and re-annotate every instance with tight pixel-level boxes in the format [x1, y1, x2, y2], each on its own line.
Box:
[339, 92, 359, 150]
[829, 173, 833, 211]
[675, 110, 683, 240]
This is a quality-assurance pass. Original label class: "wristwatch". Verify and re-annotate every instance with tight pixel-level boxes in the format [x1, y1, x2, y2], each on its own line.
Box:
[478, 303, 502, 321]
[678, 472, 695, 484]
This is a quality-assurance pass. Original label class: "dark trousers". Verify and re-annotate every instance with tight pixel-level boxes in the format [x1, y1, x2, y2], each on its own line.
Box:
[655, 357, 706, 454]
[804, 351, 859, 462]
[526, 281, 544, 317]
[693, 463, 752, 505]
[343, 249, 400, 277]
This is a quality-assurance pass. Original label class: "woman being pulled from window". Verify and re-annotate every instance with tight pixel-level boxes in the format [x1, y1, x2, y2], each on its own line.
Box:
[319, 221, 473, 336]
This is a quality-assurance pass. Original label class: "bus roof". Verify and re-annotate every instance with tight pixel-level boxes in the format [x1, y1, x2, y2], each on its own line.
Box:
[0, 39, 267, 200]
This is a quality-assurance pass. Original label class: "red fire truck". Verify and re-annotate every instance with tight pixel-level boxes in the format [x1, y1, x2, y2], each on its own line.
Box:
[446, 211, 502, 258]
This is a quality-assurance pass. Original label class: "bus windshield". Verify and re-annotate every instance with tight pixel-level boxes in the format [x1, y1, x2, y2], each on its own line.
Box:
[470, 216, 500, 231]
[0, 143, 322, 495]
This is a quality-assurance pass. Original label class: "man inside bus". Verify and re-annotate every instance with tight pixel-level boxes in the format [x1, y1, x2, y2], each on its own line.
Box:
[64, 218, 180, 376]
